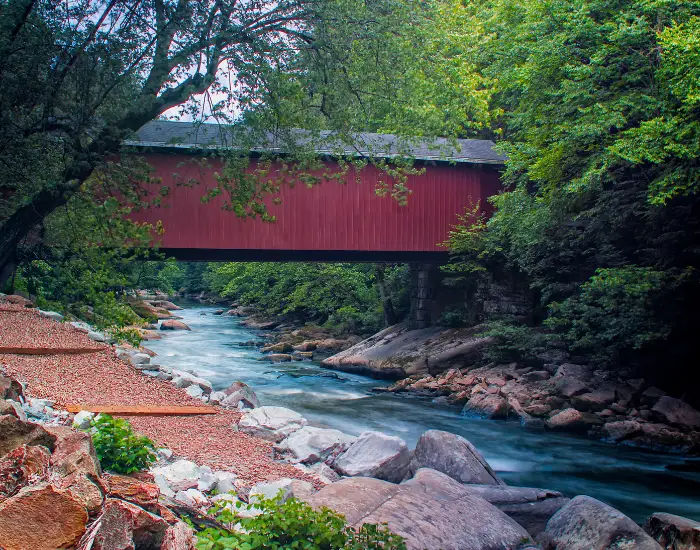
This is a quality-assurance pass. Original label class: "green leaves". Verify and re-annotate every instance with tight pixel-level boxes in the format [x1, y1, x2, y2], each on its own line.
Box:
[89, 414, 157, 475]
[196, 493, 406, 550]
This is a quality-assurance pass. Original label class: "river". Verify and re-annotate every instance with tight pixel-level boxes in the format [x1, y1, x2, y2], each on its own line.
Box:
[145, 304, 700, 523]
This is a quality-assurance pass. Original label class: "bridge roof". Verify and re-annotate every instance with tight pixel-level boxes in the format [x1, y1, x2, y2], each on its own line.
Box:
[127, 121, 506, 165]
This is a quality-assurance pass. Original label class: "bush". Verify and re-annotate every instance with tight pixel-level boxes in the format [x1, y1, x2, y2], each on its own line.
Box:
[90, 414, 157, 474]
[479, 320, 550, 366]
[196, 493, 406, 550]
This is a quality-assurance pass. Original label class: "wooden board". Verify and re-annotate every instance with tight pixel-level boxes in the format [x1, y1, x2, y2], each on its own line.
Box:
[0, 347, 104, 355]
[64, 405, 217, 416]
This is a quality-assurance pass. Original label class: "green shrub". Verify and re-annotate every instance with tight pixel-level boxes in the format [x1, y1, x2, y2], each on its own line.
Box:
[479, 320, 550, 365]
[90, 414, 157, 474]
[196, 493, 406, 550]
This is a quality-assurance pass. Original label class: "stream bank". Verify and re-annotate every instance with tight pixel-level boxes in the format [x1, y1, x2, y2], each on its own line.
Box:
[145, 304, 700, 523]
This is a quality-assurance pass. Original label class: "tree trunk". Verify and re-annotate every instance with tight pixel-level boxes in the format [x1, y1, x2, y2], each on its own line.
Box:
[375, 265, 397, 327]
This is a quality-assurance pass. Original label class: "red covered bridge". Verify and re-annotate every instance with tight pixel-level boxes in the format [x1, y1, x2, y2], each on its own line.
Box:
[128, 121, 505, 262]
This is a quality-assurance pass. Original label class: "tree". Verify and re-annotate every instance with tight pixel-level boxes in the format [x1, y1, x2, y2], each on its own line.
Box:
[0, 0, 430, 286]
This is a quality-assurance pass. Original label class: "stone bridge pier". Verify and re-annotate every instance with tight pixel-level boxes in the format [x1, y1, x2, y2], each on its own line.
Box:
[408, 263, 441, 329]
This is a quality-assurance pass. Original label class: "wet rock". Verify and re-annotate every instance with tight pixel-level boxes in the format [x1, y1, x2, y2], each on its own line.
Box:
[276, 426, 356, 464]
[0, 444, 51, 499]
[249, 478, 315, 503]
[0, 483, 88, 550]
[305, 469, 533, 550]
[220, 381, 259, 409]
[463, 393, 510, 419]
[634, 423, 697, 452]
[150, 300, 183, 311]
[0, 414, 56, 458]
[259, 353, 293, 362]
[46, 425, 100, 478]
[463, 484, 569, 538]
[602, 420, 643, 443]
[332, 431, 410, 482]
[160, 320, 191, 331]
[651, 397, 700, 429]
[407, 429, 503, 485]
[543, 495, 661, 550]
[644, 512, 700, 550]
[261, 342, 294, 353]
[546, 408, 602, 432]
[238, 406, 308, 442]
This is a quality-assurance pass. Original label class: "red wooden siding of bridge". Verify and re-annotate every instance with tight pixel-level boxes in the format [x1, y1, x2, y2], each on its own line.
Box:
[132, 153, 501, 260]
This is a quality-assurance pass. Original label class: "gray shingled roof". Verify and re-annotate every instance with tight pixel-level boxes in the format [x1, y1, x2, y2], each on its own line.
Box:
[126, 120, 506, 165]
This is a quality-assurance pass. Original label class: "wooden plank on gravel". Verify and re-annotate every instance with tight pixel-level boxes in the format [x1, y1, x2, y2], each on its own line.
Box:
[64, 405, 218, 415]
[0, 347, 104, 355]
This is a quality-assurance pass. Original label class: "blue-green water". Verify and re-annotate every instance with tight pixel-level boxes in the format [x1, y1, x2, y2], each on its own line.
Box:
[145, 304, 700, 523]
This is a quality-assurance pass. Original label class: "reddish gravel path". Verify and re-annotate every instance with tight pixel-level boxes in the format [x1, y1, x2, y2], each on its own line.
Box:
[0, 305, 318, 488]
[0, 307, 105, 350]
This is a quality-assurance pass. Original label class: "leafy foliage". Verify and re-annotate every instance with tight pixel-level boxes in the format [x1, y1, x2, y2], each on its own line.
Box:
[205, 263, 409, 335]
[90, 415, 157, 475]
[196, 493, 406, 550]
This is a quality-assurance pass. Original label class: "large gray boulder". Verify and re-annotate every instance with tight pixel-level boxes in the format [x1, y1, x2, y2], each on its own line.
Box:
[651, 396, 700, 429]
[276, 426, 356, 464]
[406, 429, 503, 485]
[237, 406, 307, 442]
[332, 431, 410, 483]
[304, 468, 533, 550]
[249, 478, 315, 503]
[543, 495, 661, 550]
[464, 484, 569, 538]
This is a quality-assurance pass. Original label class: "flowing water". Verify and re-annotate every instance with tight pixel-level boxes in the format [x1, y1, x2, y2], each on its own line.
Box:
[146, 304, 700, 522]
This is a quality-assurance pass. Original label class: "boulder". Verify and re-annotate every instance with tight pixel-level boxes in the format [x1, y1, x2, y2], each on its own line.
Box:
[651, 397, 700, 429]
[332, 431, 410, 483]
[602, 420, 643, 443]
[0, 374, 23, 401]
[46, 425, 100, 478]
[59, 472, 104, 515]
[175, 488, 209, 508]
[261, 342, 294, 353]
[150, 300, 183, 311]
[463, 393, 510, 419]
[221, 381, 260, 409]
[249, 478, 315, 503]
[304, 469, 533, 550]
[1, 294, 33, 307]
[554, 376, 590, 398]
[171, 371, 213, 394]
[208, 391, 226, 405]
[0, 483, 88, 550]
[463, 484, 569, 538]
[101, 473, 160, 509]
[161, 521, 196, 550]
[543, 495, 661, 550]
[571, 390, 616, 412]
[160, 320, 191, 331]
[0, 444, 51, 499]
[406, 429, 503, 485]
[644, 512, 700, 550]
[555, 364, 592, 379]
[0, 399, 25, 420]
[213, 471, 237, 494]
[72, 410, 95, 430]
[77, 497, 169, 550]
[293, 341, 318, 351]
[0, 414, 56, 458]
[276, 426, 356, 464]
[152, 459, 202, 492]
[237, 406, 307, 442]
[546, 408, 602, 432]
[259, 353, 293, 362]
[185, 385, 204, 399]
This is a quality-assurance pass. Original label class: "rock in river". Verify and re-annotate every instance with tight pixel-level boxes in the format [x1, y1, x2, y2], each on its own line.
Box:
[406, 429, 503, 485]
[160, 320, 191, 331]
[644, 512, 700, 550]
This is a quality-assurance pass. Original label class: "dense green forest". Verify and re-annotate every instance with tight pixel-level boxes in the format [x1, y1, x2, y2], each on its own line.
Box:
[1, 0, 698, 391]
